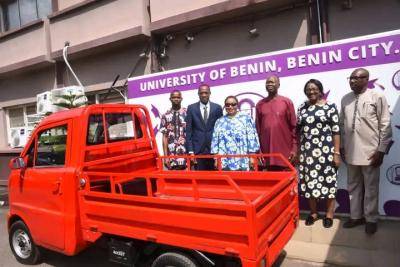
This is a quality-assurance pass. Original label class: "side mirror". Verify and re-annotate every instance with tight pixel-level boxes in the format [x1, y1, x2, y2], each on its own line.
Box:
[9, 157, 26, 170]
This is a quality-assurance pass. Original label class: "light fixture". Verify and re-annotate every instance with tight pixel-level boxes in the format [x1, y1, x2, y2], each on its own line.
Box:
[185, 32, 195, 43]
[342, 0, 353, 9]
[139, 52, 148, 58]
[159, 46, 167, 58]
[138, 43, 151, 59]
[248, 20, 259, 38]
[157, 34, 173, 59]
[165, 34, 174, 41]
[249, 26, 260, 37]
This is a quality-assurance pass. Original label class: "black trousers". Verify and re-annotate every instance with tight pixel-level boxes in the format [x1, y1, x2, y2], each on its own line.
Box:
[264, 165, 291, 171]
[168, 165, 187, 170]
[196, 158, 215, 171]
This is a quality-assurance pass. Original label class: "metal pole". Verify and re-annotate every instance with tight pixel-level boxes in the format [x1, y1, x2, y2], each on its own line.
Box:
[316, 0, 323, 43]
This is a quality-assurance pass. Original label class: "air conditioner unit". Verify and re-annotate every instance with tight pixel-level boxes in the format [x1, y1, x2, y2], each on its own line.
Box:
[36, 91, 53, 115]
[9, 127, 32, 148]
[51, 86, 87, 112]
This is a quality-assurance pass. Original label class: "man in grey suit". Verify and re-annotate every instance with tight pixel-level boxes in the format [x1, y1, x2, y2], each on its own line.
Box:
[340, 68, 392, 234]
[186, 84, 223, 170]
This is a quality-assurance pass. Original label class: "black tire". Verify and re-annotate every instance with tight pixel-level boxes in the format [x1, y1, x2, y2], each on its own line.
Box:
[9, 221, 41, 265]
[152, 252, 198, 267]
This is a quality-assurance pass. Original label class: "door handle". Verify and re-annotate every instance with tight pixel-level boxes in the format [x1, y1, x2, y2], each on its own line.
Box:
[52, 180, 62, 195]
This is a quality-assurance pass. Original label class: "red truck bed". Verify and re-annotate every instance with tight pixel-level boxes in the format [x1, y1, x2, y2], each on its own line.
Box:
[78, 168, 298, 266]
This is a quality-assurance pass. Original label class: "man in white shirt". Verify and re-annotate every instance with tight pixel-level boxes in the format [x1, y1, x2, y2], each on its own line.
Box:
[340, 68, 392, 234]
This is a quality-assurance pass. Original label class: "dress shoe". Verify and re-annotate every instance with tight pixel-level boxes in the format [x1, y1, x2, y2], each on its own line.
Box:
[323, 217, 333, 228]
[343, 218, 365, 228]
[305, 213, 319, 226]
[365, 222, 377, 235]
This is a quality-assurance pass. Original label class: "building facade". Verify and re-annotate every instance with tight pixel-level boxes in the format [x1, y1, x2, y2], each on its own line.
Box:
[0, 0, 399, 183]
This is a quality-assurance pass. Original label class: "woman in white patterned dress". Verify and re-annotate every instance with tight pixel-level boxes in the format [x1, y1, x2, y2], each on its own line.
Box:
[297, 79, 341, 228]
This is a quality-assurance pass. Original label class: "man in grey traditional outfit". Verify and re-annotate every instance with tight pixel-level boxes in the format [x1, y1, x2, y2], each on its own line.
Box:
[340, 68, 392, 234]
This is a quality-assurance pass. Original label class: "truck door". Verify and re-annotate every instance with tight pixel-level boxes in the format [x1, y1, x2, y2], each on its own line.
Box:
[18, 121, 70, 251]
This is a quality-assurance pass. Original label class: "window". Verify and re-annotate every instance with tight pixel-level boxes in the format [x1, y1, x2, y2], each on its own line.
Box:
[85, 89, 125, 105]
[87, 114, 104, 145]
[5, 105, 40, 148]
[99, 90, 125, 104]
[86, 94, 97, 105]
[6, 103, 35, 128]
[86, 113, 143, 145]
[134, 113, 144, 138]
[7, 104, 37, 128]
[1, 0, 52, 32]
[8, 107, 25, 128]
[6, 104, 37, 148]
[106, 113, 135, 142]
[36, 125, 67, 166]
[26, 141, 35, 167]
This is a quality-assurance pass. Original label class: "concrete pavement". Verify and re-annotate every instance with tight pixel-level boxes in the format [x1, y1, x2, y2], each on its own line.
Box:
[284, 215, 400, 267]
[0, 186, 7, 207]
[0, 206, 333, 267]
[1, 206, 112, 267]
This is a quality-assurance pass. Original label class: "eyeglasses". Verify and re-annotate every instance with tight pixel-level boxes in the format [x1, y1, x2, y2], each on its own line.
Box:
[225, 103, 237, 107]
[348, 75, 368, 81]
[305, 88, 320, 93]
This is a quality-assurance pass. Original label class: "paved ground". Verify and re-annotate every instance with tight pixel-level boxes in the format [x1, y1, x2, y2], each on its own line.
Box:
[0, 206, 333, 267]
[1, 206, 112, 267]
[0, 187, 7, 206]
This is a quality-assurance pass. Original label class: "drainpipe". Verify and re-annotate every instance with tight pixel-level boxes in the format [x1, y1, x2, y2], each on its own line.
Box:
[316, 0, 323, 43]
[309, 0, 329, 44]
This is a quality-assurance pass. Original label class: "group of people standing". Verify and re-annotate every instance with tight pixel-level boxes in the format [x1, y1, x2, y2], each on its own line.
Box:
[159, 67, 392, 234]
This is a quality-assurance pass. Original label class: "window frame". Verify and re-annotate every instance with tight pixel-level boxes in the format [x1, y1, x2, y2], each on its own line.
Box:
[31, 121, 71, 168]
[86, 88, 126, 105]
[0, 4, 5, 32]
[86, 113, 105, 146]
[85, 111, 144, 147]
[105, 112, 136, 143]
[5, 104, 36, 147]
[0, 0, 54, 33]
[7, 106, 25, 128]
[24, 139, 35, 168]
[35, 124, 68, 167]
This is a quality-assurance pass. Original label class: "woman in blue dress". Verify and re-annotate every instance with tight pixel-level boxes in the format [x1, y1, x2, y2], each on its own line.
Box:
[211, 96, 260, 170]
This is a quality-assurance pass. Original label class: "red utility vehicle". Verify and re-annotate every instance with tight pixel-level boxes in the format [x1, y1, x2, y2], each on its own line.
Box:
[7, 104, 298, 267]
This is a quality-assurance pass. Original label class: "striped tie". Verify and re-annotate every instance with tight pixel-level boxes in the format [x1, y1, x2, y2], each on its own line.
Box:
[203, 106, 208, 123]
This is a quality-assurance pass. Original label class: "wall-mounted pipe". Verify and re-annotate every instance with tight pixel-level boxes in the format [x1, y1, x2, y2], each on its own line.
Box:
[316, 0, 323, 43]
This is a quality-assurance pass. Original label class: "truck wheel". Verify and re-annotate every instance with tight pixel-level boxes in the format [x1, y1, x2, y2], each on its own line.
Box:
[9, 221, 41, 265]
[152, 252, 198, 267]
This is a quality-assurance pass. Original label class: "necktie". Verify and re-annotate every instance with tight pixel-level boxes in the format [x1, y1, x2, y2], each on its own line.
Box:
[351, 95, 359, 132]
[203, 106, 208, 123]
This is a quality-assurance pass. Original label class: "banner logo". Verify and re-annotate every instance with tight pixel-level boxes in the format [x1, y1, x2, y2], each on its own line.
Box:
[235, 92, 263, 118]
[386, 164, 400, 185]
[392, 69, 400, 90]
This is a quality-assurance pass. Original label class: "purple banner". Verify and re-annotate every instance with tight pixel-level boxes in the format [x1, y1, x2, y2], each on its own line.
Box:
[128, 31, 400, 99]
